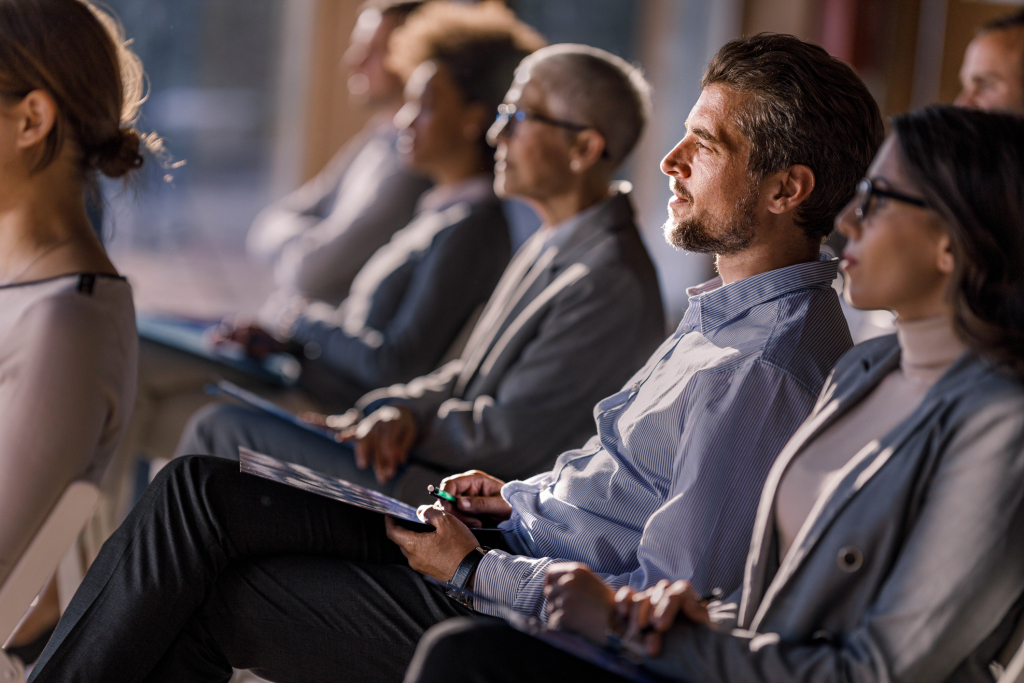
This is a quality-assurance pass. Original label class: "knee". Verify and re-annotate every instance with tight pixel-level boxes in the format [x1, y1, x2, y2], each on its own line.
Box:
[177, 403, 247, 458]
[406, 618, 506, 683]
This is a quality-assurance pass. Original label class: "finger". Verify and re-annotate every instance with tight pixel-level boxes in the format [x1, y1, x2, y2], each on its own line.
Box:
[545, 563, 585, 584]
[457, 495, 510, 516]
[353, 437, 371, 470]
[325, 409, 361, 431]
[298, 412, 326, 427]
[384, 516, 412, 545]
[448, 510, 483, 528]
[644, 630, 664, 658]
[628, 594, 654, 635]
[336, 428, 358, 444]
[419, 506, 445, 529]
[653, 595, 684, 632]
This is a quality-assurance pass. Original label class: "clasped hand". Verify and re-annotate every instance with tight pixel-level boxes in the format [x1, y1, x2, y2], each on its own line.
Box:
[544, 565, 710, 657]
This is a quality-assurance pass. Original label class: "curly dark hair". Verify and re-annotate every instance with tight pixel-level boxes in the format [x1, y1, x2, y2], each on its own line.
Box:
[703, 33, 885, 243]
[892, 106, 1024, 380]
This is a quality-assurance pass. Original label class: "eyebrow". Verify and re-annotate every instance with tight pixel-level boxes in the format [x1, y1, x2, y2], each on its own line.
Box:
[689, 125, 720, 146]
[684, 121, 724, 150]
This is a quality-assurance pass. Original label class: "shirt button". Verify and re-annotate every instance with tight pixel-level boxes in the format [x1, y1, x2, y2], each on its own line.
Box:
[680, 324, 693, 334]
[630, 383, 641, 393]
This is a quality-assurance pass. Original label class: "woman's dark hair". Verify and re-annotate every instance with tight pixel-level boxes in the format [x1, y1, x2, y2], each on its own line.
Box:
[387, 1, 545, 162]
[0, 0, 157, 178]
[892, 106, 1024, 379]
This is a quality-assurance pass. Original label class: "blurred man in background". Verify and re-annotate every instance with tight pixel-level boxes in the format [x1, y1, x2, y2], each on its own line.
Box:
[956, 8, 1024, 113]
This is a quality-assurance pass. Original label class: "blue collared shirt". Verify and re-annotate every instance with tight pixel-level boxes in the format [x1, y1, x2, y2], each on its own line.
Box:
[474, 255, 852, 619]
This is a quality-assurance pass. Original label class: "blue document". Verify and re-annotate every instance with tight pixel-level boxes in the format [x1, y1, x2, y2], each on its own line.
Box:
[207, 380, 338, 441]
[137, 312, 301, 386]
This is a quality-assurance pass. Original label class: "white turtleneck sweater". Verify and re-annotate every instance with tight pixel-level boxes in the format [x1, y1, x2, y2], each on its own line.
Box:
[775, 315, 967, 559]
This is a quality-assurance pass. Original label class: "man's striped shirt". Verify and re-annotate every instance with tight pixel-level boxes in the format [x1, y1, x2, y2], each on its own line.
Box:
[474, 255, 852, 619]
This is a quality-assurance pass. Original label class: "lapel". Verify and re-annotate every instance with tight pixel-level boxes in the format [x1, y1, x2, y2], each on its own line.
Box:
[453, 190, 634, 397]
[743, 346, 985, 630]
[455, 234, 548, 389]
[738, 338, 901, 626]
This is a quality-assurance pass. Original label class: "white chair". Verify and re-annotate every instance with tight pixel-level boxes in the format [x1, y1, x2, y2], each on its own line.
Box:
[0, 482, 99, 682]
[999, 622, 1024, 683]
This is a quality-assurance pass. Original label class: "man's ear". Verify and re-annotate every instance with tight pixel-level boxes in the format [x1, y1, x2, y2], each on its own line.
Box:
[765, 164, 815, 215]
[568, 129, 606, 173]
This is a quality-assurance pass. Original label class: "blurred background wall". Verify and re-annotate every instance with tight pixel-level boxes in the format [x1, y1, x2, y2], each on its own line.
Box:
[102, 0, 1024, 326]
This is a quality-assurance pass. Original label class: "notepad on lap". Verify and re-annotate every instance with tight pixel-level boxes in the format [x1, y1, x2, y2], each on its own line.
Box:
[238, 448, 425, 526]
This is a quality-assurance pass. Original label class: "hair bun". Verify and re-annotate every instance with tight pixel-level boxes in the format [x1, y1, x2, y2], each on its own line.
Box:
[91, 127, 143, 179]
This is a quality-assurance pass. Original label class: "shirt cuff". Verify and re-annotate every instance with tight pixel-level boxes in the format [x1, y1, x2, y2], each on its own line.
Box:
[472, 549, 557, 620]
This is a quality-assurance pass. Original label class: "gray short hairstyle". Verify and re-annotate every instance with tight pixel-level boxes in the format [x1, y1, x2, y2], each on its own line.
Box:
[517, 44, 652, 167]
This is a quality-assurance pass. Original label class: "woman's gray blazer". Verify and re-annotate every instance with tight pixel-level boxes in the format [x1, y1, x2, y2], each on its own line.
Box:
[647, 334, 1024, 683]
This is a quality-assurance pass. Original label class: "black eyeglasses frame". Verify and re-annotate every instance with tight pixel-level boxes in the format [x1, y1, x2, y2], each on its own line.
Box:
[854, 176, 928, 222]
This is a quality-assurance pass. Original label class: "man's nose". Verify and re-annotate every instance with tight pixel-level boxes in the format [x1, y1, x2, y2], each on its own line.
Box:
[660, 140, 690, 178]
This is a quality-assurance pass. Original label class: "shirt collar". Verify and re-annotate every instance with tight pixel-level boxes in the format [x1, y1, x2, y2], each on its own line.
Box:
[416, 174, 496, 214]
[532, 180, 633, 254]
[683, 253, 840, 334]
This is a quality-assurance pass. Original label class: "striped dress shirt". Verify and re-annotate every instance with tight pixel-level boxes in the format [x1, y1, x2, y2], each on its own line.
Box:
[474, 254, 852, 619]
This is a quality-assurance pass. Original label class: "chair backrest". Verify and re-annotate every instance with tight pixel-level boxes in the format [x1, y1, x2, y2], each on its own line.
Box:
[0, 481, 99, 644]
[1000, 636, 1024, 683]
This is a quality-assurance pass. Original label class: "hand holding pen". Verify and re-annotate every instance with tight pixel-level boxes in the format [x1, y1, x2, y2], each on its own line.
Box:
[426, 471, 512, 528]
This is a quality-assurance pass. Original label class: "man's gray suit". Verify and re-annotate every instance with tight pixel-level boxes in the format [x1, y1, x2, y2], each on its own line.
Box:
[645, 335, 1024, 683]
[181, 187, 665, 504]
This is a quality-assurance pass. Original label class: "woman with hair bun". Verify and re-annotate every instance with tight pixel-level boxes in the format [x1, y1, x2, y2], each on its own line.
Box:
[0, 0, 153, 661]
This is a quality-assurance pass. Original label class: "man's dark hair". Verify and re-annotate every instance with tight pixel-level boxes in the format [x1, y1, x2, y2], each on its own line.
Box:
[703, 33, 884, 242]
[981, 8, 1024, 33]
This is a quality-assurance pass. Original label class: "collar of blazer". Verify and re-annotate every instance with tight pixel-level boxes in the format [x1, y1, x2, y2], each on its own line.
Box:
[739, 335, 984, 629]
[453, 188, 638, 396]
[546, 185, 636, 270]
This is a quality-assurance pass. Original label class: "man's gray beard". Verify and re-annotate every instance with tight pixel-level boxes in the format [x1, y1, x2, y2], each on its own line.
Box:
[663, 187, 759, 255]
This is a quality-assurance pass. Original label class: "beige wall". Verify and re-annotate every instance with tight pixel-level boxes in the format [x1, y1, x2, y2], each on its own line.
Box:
[303, 0, 372, 182]
[938, 1, 1024, 103]
[743, 0, 819, 38]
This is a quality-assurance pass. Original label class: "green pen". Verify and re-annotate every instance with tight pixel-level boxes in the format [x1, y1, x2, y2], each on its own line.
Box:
[427, 485, 457, 504]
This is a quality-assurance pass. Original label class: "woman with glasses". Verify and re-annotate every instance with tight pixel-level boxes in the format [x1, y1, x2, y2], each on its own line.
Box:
[402, 105, 1024, 683]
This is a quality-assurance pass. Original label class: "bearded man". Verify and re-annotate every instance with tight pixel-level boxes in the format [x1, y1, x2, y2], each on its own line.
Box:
[31, 34, 880, 683]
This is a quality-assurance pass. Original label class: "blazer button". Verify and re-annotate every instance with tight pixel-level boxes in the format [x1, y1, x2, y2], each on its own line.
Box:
[811, 630, 834, 644]
[837, 546, 863, 572]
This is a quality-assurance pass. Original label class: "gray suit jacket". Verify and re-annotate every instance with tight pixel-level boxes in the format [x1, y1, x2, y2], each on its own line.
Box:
[647, 335, 1024, 683]
[358, 189, 665, 492]
[292, 198, 510, 411]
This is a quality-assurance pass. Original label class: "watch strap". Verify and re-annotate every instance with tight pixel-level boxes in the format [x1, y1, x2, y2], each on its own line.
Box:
[447, 546, 490, 607]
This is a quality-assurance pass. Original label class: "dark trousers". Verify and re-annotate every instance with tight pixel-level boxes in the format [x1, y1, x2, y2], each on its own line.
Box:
[30, 456, 479, 683]
[404, 618, 629, 683]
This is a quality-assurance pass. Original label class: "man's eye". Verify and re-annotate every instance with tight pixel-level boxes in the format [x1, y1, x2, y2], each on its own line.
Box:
[694, 140, 706, 150]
